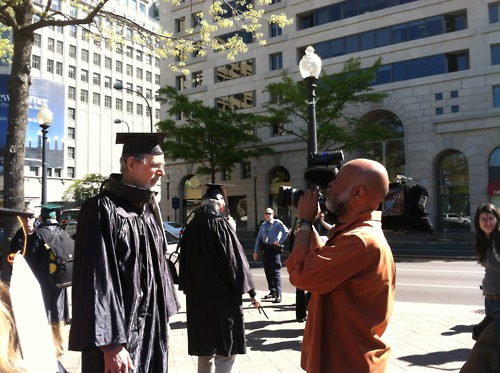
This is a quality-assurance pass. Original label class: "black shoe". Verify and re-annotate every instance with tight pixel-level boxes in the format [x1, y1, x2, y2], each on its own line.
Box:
[263, 293, 276, 299]
[297, 317, 306, 323]
[273, 296, 282, 303]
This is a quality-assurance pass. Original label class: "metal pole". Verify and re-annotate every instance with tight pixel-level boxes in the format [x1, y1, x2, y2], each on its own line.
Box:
[41, 126, 49, 205]
[253, 168, 258, 232]
[306, 75, 318, 169]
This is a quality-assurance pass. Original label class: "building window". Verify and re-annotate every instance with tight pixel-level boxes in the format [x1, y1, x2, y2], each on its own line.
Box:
[68, 127, 75, 140]
[136, 49, 143, 61]
[126, 83, 133, 93]
[146, 54, 152, 65]
[494, 86, 500, 107]
[436, 107, 444, 115]
[126, 64, 133, 76]
[222, 169, 231, 181]
[67, 167, 75, 178]
[56, 62, 63, 75]
[93, 72, 101, 86]
[126, 101, 133, 114]
[81, 89, 89, 103]
[69, 45, 76, 58]
[451, 105, 459, 113]
[489, 3, 500, 23]
[46, 59, 54, 73]
[137, 103, 143, 115]
[104, 95, 112, 108]
[270, 23, 282, 37]
[215, 59, 255, 82]
[270, 53, 283, 71]
[155, 57, 160, 68]
[68, 65, 76, 79]
[29, 166, 39, 176]
[34, 34, 41, 47]
[450, 90, 459, 98]
[126, 46, 133, 58]
[242, 162, 252, 179]
[69, 25, 77, 37]
[146, 71, 152, 82]
[116, 98, 123, 111]
[68, 107, 76, 120]
[215, 91, 255, 111]
[136, 67, 143, 79]
[192, 71, 203, 87]
[48, 38, 55, 51]
[155, 74, 160, 85]
[81, 49, 89, 62]
[435, 93, 443, 100]
[68, 86, 76, 100]
[56, 41, 63, 54]
[146, 88, 152, 100]
[93, 92, 100, 105]
[93, 53, 101, 66]
[175, 17, 185, 33]
[105, 57, 112, 69]
[81, 69, 89, 82]
[116, 60, 123, 73]
[492, 44, 500, 65]
[175, 76, 186, 91]
[68, 147, 75, 159]
[82, 29, 90, 41]
[192, 12, 202, 27]
[32, 55, 40, 69]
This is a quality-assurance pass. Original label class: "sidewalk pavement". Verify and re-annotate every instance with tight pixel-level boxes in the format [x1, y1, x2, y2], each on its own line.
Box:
[61, 290, 483, 373]
[60, 229, 480, 372]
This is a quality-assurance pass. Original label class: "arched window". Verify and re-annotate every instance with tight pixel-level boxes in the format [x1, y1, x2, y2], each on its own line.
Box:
[437, 151, 470, 230]
[357, 110, 405, 181]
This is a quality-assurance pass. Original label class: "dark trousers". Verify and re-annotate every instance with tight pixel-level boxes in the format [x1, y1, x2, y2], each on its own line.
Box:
[295, 288, 311, 320]
[262, 248, 282, 297]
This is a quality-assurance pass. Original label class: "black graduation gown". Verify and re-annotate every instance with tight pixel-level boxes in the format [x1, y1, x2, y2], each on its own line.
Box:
[179, 205, 255, 356]
[69, 174, 180, 373]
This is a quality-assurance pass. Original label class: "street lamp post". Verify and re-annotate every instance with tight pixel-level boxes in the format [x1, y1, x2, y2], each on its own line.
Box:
[37, 103, 53, 205]
[114, 119, 130, 132]
[113, 81, 153, 133]
[253, 166, 258, 232]
[299, 46, 322, 170]
[165, 173, 171, 200]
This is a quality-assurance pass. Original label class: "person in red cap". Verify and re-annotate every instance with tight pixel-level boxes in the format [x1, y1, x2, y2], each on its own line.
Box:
[69, 133, 180, 373]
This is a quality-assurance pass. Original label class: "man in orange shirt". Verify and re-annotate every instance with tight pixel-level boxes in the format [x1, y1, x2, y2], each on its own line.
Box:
[285, 158, 396, 373]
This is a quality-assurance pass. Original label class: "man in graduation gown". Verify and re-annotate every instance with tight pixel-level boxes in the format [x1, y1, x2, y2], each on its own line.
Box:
[179, 185, 260, 373]
[69, 133, 180, 373]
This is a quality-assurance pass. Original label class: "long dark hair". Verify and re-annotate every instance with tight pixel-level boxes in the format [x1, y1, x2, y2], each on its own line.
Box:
[474, 203, 500, 263]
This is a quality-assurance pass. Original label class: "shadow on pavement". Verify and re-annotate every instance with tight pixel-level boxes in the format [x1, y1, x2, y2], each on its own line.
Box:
[398, 348, 470, 368]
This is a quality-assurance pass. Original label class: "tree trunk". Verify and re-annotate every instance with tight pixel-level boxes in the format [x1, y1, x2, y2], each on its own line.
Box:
[1, 27, 34, 281]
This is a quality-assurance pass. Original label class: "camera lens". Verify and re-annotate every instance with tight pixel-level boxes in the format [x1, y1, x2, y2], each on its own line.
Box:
[277, 186, 304, 209]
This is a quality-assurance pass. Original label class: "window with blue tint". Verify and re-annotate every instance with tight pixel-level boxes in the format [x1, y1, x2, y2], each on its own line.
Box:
[374, 0, 390, 10]
[315, 41, 331, 60]
[331, 39, 345, 57]
[451, 91, 459, 98]
[492, 44, 500, 65]
[343, 0, 358, 18]
[436, 93, 443, 100]
[359, 0, 374, 14]
[451, 105, 459, 113]
[426, 16, 444, 36]
[315, 7, 330, 26]
[489, 3, 499, 23]
[392, 24, 408, 43]
[330, 3, 342, 22]
[408, 20, 426, 40]
[270, 23, 282, 37]
[375, 65, 392, 84]
[494, 86, 500, 107]
[376, 28, 391, 47]
[393, 60, 411, 82]
[345, 34, 360, 54]
[270, 53, 283, 71]
[436, 107, 443, 115]
[360, 32, 376, 51]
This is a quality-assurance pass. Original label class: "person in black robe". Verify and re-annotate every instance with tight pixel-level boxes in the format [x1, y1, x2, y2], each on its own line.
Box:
[69, 133, 180, 373]
[26, 205, 69, 358]
[179, 184, 260, 373]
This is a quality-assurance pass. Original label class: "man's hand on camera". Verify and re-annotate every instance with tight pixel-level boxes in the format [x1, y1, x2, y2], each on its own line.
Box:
[297, 189, 321, 223]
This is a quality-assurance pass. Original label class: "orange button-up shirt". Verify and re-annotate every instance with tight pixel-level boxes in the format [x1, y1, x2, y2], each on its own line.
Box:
[285, 211, 396, 373]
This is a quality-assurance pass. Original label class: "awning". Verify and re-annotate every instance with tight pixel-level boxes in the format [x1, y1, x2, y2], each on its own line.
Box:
[488, 180, 500, 196]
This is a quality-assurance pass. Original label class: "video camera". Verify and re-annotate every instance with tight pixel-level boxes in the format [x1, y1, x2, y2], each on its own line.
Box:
[277, 150, 344, 210]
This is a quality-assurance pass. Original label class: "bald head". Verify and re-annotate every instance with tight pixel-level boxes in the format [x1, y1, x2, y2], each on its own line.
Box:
[326, 158, 389, 221]
[341, 159, 389, 207]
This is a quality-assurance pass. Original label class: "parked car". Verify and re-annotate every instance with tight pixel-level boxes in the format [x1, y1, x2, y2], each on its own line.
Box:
[442, 213, 470, 225]
[61, 220, 78, 239]
[163, 221, 184, 237]
[60, 208, 80, 225]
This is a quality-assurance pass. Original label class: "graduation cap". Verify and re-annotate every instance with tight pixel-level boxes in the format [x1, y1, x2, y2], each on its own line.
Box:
[201, 184, 234, 201]
[116, 132, 167, 156]
[38, 203, 63, 219]
[0, 208, 34, 218]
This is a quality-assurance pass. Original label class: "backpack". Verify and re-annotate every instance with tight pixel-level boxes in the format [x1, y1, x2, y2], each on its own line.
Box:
[37, 226, 75, 289]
